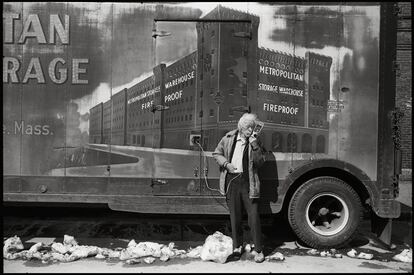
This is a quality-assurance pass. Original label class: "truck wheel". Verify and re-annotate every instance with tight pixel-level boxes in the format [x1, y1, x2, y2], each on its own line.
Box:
[288, 176, 362, 249]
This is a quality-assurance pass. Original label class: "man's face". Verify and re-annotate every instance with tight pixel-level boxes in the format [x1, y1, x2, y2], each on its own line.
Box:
[240, 124, 254, 139]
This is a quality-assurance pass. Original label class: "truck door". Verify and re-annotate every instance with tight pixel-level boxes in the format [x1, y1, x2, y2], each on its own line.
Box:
[63, 5, 112, 197]
[105, 3, 154, 207]
[150, 19, 202, 197]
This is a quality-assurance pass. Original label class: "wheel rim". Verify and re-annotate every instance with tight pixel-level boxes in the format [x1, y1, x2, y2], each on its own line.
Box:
[305, 193, 349, 236]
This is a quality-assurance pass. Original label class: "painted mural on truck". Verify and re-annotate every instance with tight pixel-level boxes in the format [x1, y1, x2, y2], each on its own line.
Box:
[3, 2, 380, 180]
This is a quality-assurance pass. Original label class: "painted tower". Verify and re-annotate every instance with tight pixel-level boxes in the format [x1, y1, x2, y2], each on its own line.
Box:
[196, 5, 260, 149]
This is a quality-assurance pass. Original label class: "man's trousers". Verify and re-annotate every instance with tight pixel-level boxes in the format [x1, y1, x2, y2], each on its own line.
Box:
[225, 173, 262, 252]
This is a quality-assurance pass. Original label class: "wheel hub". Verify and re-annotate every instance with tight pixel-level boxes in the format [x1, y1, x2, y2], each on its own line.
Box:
[305, 193, 349, 236]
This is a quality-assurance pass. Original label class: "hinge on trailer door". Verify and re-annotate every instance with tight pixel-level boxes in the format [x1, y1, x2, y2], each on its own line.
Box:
[233, 31, 252, 39]
[151, 179, 168, 186]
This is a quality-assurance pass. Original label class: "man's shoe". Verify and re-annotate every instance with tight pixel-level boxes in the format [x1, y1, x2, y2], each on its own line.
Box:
[251, 250, 265, 263]
[227, 247, 243, 262]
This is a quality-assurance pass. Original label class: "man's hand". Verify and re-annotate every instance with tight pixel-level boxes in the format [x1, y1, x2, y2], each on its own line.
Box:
[226, 163, 237, 173]
[249, 135, 257, 144]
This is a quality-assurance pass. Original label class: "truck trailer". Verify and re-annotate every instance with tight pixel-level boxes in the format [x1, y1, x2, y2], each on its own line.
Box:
[3, 2, 404, 249]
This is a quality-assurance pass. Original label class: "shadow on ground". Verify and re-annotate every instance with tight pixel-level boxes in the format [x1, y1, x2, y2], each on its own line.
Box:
[3, 204, 411, 259]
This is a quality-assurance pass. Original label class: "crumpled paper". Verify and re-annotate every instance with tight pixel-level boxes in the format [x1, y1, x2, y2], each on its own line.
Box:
[265, 251, 285, 261]
[393, 249, 412, 263]
[5, 234, 412, 265]
[143, 256, 156, 264]
[68, 245, 99, 261]
[119, 240, 179, 262]
[186, 245, 203, 258]
[4, 235, 102, 263]
[125, 258, 141, 265]
[63, 235, 78, 247]
[3, 236, 24, 260]
[28, 242, 44, 253]
[347, 249, 357, 258]
[199, 231, 233, 264]
[51, 242, 69, 254]
[357, 252, 373, 260]
[3, 234, 212, 264]
[346, 249, 373, 260]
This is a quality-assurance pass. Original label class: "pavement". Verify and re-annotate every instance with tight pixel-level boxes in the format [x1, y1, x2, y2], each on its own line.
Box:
[3, 179, 412, 273]
[3, 218, 412, 273]
[3, 251, 412, 273]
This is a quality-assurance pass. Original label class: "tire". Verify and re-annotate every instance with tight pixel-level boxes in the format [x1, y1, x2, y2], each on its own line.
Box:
[288, 176, 362, 249]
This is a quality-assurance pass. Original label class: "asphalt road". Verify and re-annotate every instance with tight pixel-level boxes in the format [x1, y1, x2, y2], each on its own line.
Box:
[3, 205, 412, 273]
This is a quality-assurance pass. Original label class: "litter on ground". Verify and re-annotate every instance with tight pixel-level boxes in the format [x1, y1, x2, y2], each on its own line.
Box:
[199, 231, 233, 264]
[3, 234, 412, 265]
[357, 252, 374, 260]
[347, 249, 357, 258]
[265, 252, 285, 261]
[392, 249, 412, 263]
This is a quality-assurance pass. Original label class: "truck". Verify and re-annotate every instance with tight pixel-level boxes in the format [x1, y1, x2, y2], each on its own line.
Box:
[3, 2, 404, 249]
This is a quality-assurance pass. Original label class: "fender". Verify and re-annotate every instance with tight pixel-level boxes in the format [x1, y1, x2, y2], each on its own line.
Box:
[281, 158, 378, 212]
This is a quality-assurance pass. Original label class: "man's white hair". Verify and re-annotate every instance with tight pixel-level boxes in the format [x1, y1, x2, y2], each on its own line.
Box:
[238, 113, 257, 131]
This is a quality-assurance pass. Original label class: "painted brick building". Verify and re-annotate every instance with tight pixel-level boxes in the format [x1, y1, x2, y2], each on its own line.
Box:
[89, 103, 103, 144]
[89, 6, 333, 153]
[90, 4, 409, 163]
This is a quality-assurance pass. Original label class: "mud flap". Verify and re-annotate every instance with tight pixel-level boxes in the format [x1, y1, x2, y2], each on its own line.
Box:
[371, 212, 393, 248]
